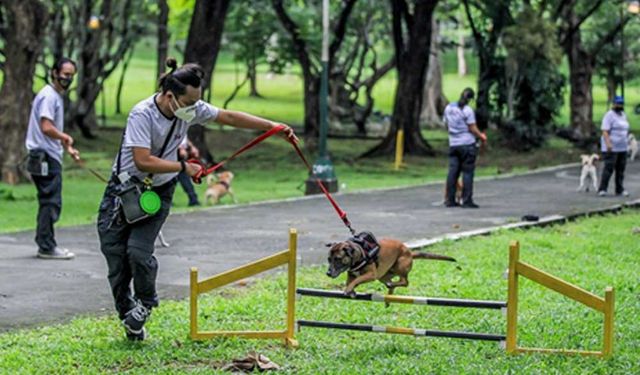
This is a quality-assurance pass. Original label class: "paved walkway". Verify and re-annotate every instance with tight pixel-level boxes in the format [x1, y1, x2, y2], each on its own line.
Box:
[2, 162, 640, 331]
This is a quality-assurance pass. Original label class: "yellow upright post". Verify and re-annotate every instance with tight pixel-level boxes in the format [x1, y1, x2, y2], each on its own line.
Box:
[603, 287, 615, 358]
[190, 267, 199, 339]
[506, 241, 520, 354]
[394, 129, 404, 171]
[286, 228, 299, 348]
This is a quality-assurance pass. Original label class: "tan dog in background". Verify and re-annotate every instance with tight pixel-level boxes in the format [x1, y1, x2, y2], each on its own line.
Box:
[326, 238, 456, 297]
[577, 154, 599, 192]
[205, 171, 237, 204]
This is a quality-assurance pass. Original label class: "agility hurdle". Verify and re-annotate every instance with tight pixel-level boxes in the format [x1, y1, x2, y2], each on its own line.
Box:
[505, 241, 615, 358]
[295, 288, 506, 343]
[189, 228, 298, 347]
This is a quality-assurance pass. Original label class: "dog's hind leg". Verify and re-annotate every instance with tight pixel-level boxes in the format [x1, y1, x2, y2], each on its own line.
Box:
[229, 188, 238, 204]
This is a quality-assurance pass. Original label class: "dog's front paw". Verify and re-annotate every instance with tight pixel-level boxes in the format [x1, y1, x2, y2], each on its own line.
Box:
[344, 289, 356, 299]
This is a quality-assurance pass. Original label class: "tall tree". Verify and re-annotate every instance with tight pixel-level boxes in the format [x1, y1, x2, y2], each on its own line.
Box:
[0, 0, 49, 184]
[363, 0, 439, 157]
[420, 16, 448, 128]
[554, 0, 629, 143]
[272, 0, 358, 146]
[183, 0, 232, 164]
[462, 0, 514, 130]
[157, 0, 170, 80]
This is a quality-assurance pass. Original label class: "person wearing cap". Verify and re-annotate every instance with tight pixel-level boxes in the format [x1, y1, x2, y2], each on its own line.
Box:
[598, 96, 630, 197]
[443, 87, 487, 208]
[96, 58, 296, 341]
[25, 57, 80, 260]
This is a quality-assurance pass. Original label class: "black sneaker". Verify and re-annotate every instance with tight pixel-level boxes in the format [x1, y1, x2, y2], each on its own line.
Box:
[122, 303, 151, 340]
[125, 327, 147, 341]
[461, 202, 480, 209]
[445, 202, 460, 207]
[37, 247, 75, 260]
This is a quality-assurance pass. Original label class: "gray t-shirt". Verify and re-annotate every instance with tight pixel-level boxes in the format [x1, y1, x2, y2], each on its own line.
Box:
[600, 110, 629, 152]
[113, 94, 219, 186]
[444, 102, 476, 147]
[25, 85, 65, 163]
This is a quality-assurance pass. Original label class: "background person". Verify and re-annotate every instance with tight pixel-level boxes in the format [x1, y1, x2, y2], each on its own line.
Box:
[177, 138, 201, 206]
[24, 57, 80, 260]
[598, 95, 630, 197]
[443, 87, 487, 208]
[96, 58, 296, 341]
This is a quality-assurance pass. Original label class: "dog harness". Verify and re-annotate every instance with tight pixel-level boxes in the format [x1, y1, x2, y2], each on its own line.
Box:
[348, 231, 381, 272]
[215, 181, 230, 190]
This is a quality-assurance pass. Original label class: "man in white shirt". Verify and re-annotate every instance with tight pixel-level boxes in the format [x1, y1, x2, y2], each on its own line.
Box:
[25, 57, 80, 259]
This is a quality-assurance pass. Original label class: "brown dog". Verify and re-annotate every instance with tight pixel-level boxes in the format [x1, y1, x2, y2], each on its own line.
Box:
[444, 179, 463, 205]
[205, 171, 237, 204]
[326, 238, 456, 297]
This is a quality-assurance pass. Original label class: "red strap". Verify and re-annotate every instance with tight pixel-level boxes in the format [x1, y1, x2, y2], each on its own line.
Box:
[188, 124, 355, 234]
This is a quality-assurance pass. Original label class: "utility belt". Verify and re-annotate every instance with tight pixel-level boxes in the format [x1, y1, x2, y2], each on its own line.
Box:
[26, 149, 50, 176]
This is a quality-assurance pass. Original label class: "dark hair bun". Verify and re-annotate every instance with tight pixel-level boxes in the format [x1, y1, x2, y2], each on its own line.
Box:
[166, 57, 178, 72]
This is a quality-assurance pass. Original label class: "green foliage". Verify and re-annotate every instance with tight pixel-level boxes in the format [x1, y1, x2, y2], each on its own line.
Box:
[1, 212, 639, 373]
[499, 7, 565, 151]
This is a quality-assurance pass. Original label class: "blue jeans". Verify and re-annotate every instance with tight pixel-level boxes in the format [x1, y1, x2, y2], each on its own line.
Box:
[446, 144, 477, 205]
[31, 157, 62, 251]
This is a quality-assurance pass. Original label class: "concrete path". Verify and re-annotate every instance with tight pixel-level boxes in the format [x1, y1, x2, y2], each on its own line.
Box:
[2, 162, 640, 331]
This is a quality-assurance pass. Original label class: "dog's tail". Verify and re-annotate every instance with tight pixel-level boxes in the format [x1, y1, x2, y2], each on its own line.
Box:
[411, 252, 456, 262]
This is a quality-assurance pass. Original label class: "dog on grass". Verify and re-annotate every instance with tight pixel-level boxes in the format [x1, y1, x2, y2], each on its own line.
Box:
[628, 134, 638, 161]
[326, 237, 456, 297]
[205, 171, 237, 205]
[577, 154, 599, 193]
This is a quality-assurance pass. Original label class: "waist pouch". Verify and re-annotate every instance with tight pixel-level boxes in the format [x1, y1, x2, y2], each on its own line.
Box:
[113, 176, 162, 224]
[26, 149, 49, 176]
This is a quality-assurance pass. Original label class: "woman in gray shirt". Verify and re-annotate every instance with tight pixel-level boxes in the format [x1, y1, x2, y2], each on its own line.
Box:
[97, 58, 296, 341]
[598, 96, 630, 197]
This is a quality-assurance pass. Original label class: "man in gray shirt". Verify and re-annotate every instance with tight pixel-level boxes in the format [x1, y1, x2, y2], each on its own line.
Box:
[444, 88, 487, 208]
[25, 57, 80, 260]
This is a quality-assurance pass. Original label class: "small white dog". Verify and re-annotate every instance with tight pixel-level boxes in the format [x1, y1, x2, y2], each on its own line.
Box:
[577, 154, 599, 192]
[628, 134, 638, 161]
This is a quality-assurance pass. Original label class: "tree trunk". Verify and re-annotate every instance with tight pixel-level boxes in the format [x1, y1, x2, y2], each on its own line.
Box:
[248, 54, 261, 98]
[0, 0, 48, 184]
[457, 32, 467, 76]
[565, 15, 595, 141]
[184, 0, 231, 90]
[420, 17, 447, 128]
[303, 74, 320, 150]
[116, 46, 135, 115]
[156, 0, 169, 81]
[183, 0, 232, 165]
[364, 0, 438, 157]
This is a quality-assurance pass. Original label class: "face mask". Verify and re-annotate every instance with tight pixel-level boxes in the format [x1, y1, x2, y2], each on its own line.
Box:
[171, 96, 197, 122]
[56, 75, 73, 90]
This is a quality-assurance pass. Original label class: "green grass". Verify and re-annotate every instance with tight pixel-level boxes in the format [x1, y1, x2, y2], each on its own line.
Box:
[1, 211, 639, 374]
[0, 127, 580, 234]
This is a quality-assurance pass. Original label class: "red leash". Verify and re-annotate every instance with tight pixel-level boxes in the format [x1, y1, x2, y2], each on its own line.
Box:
[190, 125, 355, 235]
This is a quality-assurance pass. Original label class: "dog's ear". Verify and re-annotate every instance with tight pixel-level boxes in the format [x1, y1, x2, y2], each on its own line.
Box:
[325, 242, 336, 248]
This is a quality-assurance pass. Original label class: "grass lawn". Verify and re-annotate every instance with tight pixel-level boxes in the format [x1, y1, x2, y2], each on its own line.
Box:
[0, 127, 581, 234]
[1, 211, 638, 374]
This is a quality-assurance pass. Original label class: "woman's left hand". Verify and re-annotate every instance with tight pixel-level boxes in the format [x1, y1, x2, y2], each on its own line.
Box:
[276, 123, 298, 144]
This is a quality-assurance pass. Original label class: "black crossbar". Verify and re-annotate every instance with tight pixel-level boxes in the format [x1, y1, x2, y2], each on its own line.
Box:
[297, 320, 506, 342]
[296, 288, 506, 310]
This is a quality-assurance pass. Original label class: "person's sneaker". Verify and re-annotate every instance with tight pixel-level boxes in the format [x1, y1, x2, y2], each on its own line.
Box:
[37, 247, 75, 260]
[188, 200, 201, 207]
[125, 326, 147, 341]
[598, 191, 607, 197]
[618, 190, 630, 197]
[461, 202, 480, 209]
[445, 202, 460, 207]
[122, 303, 151, 340]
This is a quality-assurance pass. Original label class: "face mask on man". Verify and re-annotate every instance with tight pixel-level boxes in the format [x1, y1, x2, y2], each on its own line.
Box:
[170, 96, 197, 122]
[56, 75, 73, 90]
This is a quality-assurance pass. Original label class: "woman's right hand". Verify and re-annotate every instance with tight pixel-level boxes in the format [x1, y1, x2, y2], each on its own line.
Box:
[184, 162, 202, 177]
